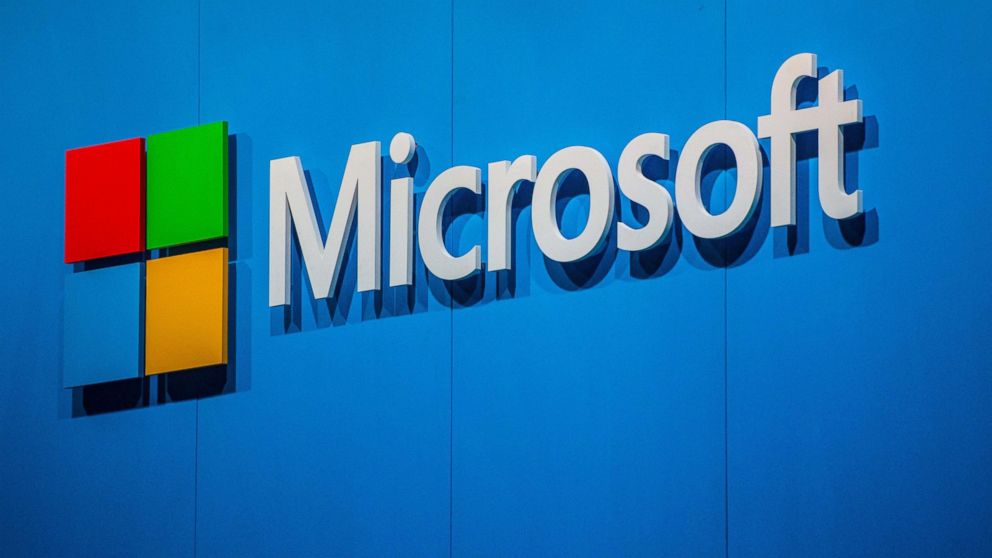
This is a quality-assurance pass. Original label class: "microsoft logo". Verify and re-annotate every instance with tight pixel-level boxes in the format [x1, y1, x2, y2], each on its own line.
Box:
[63, 122, 230, 388]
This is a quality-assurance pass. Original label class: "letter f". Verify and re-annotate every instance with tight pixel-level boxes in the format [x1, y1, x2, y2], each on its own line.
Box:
[758, 53, 864, 226]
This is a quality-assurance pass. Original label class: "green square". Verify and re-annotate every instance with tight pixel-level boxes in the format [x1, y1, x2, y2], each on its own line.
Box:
[147, 121, 228, 249]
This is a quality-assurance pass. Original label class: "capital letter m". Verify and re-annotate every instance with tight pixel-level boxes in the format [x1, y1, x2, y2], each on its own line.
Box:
[269, 141, 381, 307]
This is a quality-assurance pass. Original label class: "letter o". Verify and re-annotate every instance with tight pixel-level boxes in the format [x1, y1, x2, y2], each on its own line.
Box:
[532, 146, 615, 262]
[675, 120, 763, 239]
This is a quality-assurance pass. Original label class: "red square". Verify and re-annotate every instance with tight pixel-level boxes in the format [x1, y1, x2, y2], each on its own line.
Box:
[65, 137, 145, 263]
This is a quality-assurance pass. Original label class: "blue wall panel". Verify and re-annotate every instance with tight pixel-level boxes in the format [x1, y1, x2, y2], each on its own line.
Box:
[724, 2, 992, 556]
[192, 1, 453, 556]
[0, 2, 199, 556]
[450, 1, 727, 555]
[1, 1, 990, 557]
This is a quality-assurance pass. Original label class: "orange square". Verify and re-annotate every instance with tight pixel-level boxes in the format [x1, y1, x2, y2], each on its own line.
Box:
[145, 247, 228, 375]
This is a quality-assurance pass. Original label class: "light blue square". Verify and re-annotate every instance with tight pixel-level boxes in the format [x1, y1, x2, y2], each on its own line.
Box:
[63, 263, 143, 388]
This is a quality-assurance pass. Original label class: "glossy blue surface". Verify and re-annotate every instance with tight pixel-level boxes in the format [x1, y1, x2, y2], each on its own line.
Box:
[1, 1, 990, 556]
[63, 262, 143, 387]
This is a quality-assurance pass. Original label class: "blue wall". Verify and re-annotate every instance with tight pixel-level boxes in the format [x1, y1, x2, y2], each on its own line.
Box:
[1, 1, 990, 556]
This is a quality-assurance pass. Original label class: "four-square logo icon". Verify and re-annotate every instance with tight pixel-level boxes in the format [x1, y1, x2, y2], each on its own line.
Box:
[63, 122, 230, 388]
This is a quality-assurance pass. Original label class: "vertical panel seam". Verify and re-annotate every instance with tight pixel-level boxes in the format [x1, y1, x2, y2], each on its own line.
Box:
[448, 2, 455, 558]
[197, 0, 201, 125]
[722, 2, 730, 558]
[194, 1, 201, 557]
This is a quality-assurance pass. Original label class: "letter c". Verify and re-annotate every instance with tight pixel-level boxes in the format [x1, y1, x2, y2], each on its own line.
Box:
[418, 165, 483, 281]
